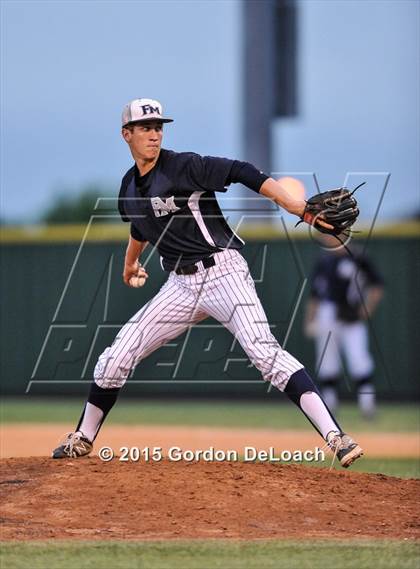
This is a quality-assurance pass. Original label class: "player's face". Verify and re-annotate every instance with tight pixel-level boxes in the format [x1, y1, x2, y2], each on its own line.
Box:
[122, 121, 163, 161]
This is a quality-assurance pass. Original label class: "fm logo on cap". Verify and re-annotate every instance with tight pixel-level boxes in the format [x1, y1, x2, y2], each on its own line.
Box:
[122, 98, 173, 126]
[141, 104, 161, 117]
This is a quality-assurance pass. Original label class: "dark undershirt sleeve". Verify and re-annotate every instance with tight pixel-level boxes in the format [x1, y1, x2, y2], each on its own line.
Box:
[226, 160, 269, 193]
[118, 196, 130, 223]
[130, 223, 147, 242]
[188, 155, 269, 193]
[188, 155, 235, 192]
[118, 168, 134, 222]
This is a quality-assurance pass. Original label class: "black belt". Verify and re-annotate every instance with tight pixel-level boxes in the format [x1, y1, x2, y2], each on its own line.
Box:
[175, 256, 216, 275]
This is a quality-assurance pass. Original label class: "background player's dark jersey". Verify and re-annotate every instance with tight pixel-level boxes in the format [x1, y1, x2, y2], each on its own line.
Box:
[118, 149, 245, 271]
[310, 248, 383, 321]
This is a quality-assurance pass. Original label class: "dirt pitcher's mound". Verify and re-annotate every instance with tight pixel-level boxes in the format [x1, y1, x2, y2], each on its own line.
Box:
[1, 457, 419, 541]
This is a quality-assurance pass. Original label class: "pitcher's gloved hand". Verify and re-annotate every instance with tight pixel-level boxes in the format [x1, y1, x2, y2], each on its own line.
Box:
[300, 188, 360, 235]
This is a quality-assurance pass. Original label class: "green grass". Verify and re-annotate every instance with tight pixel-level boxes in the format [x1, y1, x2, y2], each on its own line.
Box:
[1, 399, 419, 432]
[298, 457, 420, 479]
[341, 457, 419, 478]
[0, 539, 418, 569]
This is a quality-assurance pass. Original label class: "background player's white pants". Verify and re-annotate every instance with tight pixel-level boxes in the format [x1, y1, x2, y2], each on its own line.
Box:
[315, 301, 374, 379]
[94, 249, 303, 390]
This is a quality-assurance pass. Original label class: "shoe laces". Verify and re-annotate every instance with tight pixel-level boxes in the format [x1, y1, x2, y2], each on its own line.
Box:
[321, 431, 343, 470]
[62, 431, 85, 457]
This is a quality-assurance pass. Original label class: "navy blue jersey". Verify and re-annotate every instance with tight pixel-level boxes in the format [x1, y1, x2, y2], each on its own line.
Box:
[118, 149, 246, 271]
[310, 248, 383, 320]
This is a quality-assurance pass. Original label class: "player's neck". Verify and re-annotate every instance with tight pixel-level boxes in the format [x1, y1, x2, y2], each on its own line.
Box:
[135, 154, 160, 177]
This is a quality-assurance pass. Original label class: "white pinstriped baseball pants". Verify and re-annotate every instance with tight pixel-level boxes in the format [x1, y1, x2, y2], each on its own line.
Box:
[94, 249, 303, 390]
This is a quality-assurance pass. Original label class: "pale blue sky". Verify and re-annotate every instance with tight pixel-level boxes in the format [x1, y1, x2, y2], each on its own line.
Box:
[1, 0, 241, 221]
[274, 0, 420, 221]
[1, 0, 419, 222]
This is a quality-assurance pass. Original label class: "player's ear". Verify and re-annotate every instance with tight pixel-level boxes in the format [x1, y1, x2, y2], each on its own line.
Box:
[121, 127, 131, 143]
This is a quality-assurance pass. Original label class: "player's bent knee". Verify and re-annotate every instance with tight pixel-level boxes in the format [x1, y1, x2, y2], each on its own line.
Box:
[94, 375, 128, 389]
[263, 369, 291, 391]
[93, 346, 133, 389]
[247, 344, 303, 392]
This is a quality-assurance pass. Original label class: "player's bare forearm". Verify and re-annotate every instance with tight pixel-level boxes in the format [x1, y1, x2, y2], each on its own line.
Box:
[125, 236, 148, 265]
[259, 179, 336, 232]
[123, 236, 149, 286]
[259, 178, 305, 217]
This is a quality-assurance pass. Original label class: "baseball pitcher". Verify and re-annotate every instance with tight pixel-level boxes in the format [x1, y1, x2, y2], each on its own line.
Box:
[52, 98, 363, 467]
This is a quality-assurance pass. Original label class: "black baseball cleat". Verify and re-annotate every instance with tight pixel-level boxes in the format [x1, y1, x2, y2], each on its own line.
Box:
[326, 431, 363, 468]
[52, 431, 93, 459]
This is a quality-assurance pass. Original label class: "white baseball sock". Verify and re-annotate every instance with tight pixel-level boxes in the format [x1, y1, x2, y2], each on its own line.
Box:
[78, 402, 104, 442]
[300, 392, 340, 440]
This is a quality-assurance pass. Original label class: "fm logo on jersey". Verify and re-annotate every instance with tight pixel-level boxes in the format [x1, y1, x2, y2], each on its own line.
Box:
[151, 196, 180, 217]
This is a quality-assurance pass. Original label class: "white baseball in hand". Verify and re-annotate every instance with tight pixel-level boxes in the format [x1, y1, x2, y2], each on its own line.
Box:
[129, 275, 146, 288]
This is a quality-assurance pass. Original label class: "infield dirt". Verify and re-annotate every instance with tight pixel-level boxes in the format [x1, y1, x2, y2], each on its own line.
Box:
[1, 457, 419, 541]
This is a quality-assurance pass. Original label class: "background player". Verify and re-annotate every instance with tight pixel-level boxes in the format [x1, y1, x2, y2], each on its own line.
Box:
[52, 98, 363, 467]
[305, 234, 384, 419]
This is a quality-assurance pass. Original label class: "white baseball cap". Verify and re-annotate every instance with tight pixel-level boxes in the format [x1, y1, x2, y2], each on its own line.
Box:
[122, 98, 173, 127]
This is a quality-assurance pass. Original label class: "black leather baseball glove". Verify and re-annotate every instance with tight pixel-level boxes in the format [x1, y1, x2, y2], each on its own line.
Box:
[300, 187, 361, 235]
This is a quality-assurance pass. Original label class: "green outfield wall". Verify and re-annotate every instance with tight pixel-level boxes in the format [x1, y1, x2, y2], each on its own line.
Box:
[1, 225, 419, 400]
